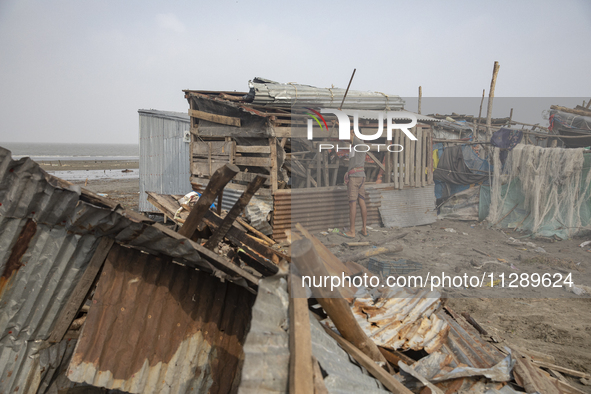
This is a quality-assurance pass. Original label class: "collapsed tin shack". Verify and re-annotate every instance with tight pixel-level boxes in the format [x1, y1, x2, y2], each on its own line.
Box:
[184, 78, 442, 240]
[0, 148, 586, 394]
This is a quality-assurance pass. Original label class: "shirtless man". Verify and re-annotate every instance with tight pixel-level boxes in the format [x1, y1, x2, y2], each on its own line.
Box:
[343, 130, 367, 238]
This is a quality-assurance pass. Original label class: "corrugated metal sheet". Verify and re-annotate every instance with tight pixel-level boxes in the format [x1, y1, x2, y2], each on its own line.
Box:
[0, 150, 109, 394]
[239, 273, 389, 394]
[272, 184, 437, 240]
[0, 146, 258, 394]
[238, 274, 289, 393]
[436, 308, 506, 370]
[377, 185, 437, 228]
[272, 187, 381, 240]
[325, 287, 448, 354]
[139, 109, 192, 213]
[68, 244, 256, 394]
[250, 78, 405, 111]
[220, 188, 274, 235]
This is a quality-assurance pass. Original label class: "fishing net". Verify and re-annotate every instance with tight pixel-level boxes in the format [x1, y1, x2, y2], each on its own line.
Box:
[486, 145, 591, 239]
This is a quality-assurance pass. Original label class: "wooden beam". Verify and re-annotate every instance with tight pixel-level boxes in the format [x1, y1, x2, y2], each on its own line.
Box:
[236, 216, 276, 245]
[179, 163, 239, 238]
[270, 137, 278, 192]
[289, 273, 314, 394]
[367, 151, 385, 172]
[189, 108, 241, 127]
[323, 327, 413, 394]
[235, 145, 271, 154]
[48, 237, 114, 343]
[532, 360, 591, 380]
[204, 176, 267, 249]
[153, 222, 260, 288]
[312, 356, 329, 394]
[234, 156, 273, 167]
[291, 239, 387, 364]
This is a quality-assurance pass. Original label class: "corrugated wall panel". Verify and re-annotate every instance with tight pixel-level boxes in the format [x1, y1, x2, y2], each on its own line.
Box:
[272, 186, 381, 240]
[68, 244, 255, 394]
[139, 110, 192, 213]
[377, 185, 437, 228]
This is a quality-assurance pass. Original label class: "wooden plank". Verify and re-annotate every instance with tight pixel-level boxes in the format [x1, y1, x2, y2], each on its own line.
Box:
[312, 356, 329, 394]
[322, 147, 329, 188]
[367, 151, 385, 172]
[189, 108, 241, 127]
[234, 156, 273, 167]
[192, 141, 232, 156]
[393, 130, 399, 189]
[179, 163, 239, 238]
[202, 211, 282, 272]
[289, 273, 314, 394]
[331, 157, 340, 186]
[48, 237, 115, 343]
[384, 141, 391, 184]
[208, 142, 212, 176]
[233, 171, 271, 185]
[204, 176, 267, 249]
[153, 223, 259, 288]
[235, 145, 271, 154]
[404, 129, 410, 186]
[316, 152, 321, 187]
[532, 360, 591, 379]
[415, 127, 422, 187]
[322, 327, 413, 394]
[192, 160, 227, 178]
[427, 130, 434, 185]
[236, 216, 276, 245]
[422, 128, 427, 186]
[408, 127, 417, 187]
[291, 238, 388, 366]
[270, 137, 278, 192]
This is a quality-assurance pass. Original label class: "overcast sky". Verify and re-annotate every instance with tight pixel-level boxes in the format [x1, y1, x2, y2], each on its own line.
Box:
[0, 0, 589, 144]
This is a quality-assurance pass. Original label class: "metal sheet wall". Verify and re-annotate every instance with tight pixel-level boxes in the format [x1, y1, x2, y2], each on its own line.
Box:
[139, 110, 192, 213]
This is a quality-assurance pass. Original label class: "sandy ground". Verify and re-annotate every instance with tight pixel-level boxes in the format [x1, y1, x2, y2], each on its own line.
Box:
[51, 160, 591, 389]
[320, 219, 591, 387]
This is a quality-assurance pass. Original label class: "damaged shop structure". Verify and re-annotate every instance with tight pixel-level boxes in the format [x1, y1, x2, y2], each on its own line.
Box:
[181, 78, 442, 239]
[2, 145, 589, 394]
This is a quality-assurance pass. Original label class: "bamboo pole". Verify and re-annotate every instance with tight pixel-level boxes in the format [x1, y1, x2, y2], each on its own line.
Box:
[485, 61, 500, 141]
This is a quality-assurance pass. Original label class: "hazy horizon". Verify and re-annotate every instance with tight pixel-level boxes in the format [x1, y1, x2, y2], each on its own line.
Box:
[1, 0, 589, 144]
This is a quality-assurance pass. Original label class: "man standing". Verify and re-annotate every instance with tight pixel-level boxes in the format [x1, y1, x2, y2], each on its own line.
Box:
[342, 130, 368, 238]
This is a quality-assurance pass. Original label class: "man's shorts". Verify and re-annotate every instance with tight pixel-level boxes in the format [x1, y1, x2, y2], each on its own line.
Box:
[347, 177, 366, 202]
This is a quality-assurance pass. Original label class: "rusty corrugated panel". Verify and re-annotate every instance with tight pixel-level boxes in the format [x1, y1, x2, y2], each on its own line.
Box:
[272, 186, 381, 240]
[68, 244, 255, 394]
[0, 146, 257, 394]
[327, 287, 449, 353]
[436, 309, 505, 369]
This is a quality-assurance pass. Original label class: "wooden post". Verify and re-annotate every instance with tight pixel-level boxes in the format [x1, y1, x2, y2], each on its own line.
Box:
[427, 130, 433, 185]
[291, 239, 387, 364]
[316, 152, 322, 187]
[385, 141, 391, 184]
[418, 86, 422, 115]
[204, 175, 267, 249]
[179, 163, 239, 238]
[322, 141, 329, 187]
[486, 61, 500, 141]
[508, 108, 514, 128]
[474, 89, 485, 142]
[289, 272, 315, 394]
[270, 137, 278, 193]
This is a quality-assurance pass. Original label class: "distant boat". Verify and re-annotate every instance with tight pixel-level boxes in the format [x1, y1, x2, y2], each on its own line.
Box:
[122, 169, 132, 173]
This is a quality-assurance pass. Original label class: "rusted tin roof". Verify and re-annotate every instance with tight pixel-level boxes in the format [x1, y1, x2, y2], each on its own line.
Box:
[0, 146, 259, 394]
[68, 244, 255, 394]
[326, 287, 449, 354]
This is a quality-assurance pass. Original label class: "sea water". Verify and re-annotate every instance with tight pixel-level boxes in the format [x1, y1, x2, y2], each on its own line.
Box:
[1, 142, 139, 180]
[2, 142, 138, 161]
